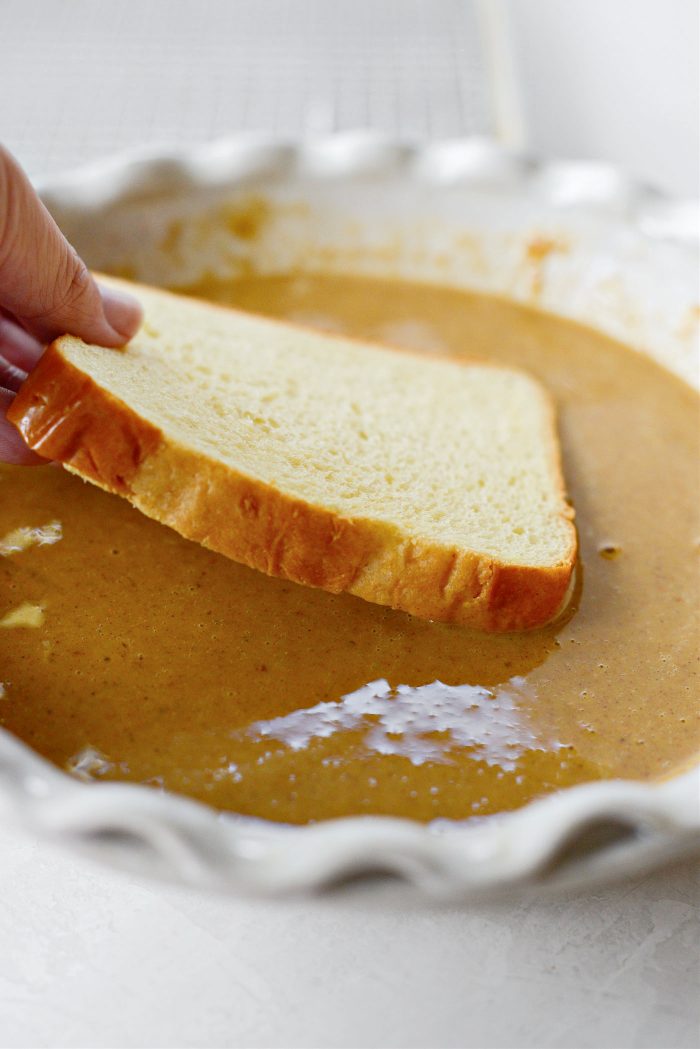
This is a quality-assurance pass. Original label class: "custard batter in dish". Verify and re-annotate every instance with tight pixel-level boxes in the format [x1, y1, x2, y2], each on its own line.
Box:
[0, 275, 698, 822]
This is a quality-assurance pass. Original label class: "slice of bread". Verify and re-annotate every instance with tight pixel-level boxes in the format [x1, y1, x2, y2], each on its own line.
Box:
[8, 278, 576, 632]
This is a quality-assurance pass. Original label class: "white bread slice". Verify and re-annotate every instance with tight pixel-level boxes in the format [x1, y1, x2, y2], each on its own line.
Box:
[8, 278, 576, 632]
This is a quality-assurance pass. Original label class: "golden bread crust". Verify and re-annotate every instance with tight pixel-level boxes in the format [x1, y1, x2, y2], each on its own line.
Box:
[8, 341, 575, 632]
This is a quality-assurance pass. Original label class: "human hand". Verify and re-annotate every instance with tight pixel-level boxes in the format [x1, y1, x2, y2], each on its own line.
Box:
[0, 146, 142, 464]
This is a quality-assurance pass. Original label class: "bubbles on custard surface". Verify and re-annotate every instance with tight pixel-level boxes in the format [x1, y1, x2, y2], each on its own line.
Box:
[597, 541, 622, 560]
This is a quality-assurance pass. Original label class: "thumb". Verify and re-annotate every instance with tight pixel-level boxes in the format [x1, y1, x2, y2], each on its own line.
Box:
[0, 146, 141, 346]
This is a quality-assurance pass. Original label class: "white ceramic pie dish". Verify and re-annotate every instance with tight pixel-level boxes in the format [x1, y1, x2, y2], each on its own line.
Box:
[0, 134, 698, 898]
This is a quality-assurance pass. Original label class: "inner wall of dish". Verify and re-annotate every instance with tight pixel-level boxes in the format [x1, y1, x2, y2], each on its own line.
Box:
[50, 177, 699, 390]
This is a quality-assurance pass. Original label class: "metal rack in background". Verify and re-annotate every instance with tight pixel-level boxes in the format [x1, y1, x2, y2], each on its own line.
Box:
[0, 0, 523, 178]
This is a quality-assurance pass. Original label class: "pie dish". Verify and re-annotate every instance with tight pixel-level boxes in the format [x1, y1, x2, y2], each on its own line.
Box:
[0, 134, 698, 897]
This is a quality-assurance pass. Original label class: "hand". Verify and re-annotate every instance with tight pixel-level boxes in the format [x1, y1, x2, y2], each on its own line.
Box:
[0, 146, 143, 464]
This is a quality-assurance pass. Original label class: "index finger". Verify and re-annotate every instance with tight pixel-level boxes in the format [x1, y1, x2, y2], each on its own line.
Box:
[0, 146, 142, 346]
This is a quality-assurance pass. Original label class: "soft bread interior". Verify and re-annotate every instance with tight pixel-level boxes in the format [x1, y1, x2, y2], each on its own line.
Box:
[56, 287, 573, 570]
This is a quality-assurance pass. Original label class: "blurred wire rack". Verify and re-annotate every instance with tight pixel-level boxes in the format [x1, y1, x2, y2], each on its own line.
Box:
[1, 0, 522, 178]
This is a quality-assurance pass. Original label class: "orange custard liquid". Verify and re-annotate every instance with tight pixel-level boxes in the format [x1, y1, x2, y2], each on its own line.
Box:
[1, 275, 698, 822]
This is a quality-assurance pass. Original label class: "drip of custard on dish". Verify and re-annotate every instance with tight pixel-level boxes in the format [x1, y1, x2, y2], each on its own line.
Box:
[1, 275, 698, 823]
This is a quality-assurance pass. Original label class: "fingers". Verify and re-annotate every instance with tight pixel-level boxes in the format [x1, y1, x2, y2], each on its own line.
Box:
[0, 312, 43, 369]
[0, 146, 144, 467]
[0, 146, 142, 346]
[0, 356, 26, 392]
[0, 388, 45, 465]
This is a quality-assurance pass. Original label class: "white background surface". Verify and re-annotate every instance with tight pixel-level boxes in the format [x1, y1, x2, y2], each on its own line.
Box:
[2, 0, 697, 194]
[2, 821, 699, 1049]
[508, 0, 699, 196]
[1, 2, 699, 1047]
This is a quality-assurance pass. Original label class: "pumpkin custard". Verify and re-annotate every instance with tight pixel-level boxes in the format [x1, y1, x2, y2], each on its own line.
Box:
[0, 275, 698, 823]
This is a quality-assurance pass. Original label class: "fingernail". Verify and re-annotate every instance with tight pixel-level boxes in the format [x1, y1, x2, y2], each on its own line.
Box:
[100, 286, 144, 341]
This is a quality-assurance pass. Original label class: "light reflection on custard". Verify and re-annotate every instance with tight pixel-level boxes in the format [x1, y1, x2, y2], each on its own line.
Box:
[0, 521, 62, 557]
[243, 677, 560, 770]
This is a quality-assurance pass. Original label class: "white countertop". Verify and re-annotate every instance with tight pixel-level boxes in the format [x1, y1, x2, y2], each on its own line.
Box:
[1, 822, 698, 1049]
[1, 3, 698, 1045]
